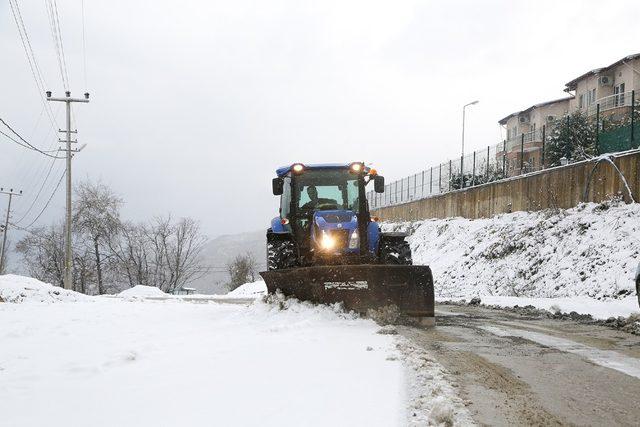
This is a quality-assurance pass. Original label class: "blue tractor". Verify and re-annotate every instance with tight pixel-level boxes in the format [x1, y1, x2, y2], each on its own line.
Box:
[259, 162, 434, 324]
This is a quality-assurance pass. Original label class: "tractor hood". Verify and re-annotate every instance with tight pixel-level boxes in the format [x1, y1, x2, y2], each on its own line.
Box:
[312, 210, 360, 255]
[313, 210, 358, 232]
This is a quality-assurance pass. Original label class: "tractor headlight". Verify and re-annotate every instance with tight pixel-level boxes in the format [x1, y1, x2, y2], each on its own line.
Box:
[320, 231, 335, 250]
[349, 230, 359, 249]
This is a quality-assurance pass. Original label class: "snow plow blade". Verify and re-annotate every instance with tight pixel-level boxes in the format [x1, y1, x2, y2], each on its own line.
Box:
[260, 265, 434, 324]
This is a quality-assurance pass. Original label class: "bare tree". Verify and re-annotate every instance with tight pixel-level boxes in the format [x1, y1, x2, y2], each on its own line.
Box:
[15, 225, 65, 286]
[109, 216, 207, 293]
[74, 180, 123, 294]
[226, 252, 257, 291]
[15, 224, 97, 292]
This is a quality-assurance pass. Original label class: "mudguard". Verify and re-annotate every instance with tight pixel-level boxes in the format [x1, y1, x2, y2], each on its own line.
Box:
[260, 264, 434, 324]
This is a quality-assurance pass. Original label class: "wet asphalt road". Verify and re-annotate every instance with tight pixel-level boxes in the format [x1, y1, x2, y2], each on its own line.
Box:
[402, 304, 640, 426]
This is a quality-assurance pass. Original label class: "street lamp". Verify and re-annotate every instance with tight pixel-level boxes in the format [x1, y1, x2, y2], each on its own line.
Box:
[461, 100, 479, 188]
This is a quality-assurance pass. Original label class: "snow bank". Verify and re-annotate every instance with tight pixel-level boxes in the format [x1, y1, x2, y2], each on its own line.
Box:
[226, 280, 267, 298]
[117, 285, 167, 298]
[385, 202, 640, 301]
[438, 295, 639, 320]
[0, 274, 89, 304]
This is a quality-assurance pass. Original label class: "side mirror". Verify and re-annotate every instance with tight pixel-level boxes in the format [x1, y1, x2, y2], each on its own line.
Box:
[272, 177, 284, 195]
[374, 175, 385, 193]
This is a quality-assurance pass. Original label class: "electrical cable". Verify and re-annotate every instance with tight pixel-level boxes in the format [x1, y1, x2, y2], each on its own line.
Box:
[20, 169, 66, 230]
[13, 157, 58, 225]
[81, 0, 87, 90]
[0, 118, 63, 158]
[8, 0, 59, 130]
[52, 0, 71, 88]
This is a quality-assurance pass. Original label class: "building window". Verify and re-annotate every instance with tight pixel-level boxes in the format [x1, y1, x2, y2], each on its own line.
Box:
[578, 93, 584, 109]
[614, 83, 626, 106]
[587, 88, 596, 105]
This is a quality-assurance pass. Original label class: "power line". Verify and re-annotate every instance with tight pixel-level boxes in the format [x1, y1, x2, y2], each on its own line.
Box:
[52, 0, 71, 88]
[0, 118, 63, 158]
[13, 157, 58, 225]
[8, 0, 59, 130]
[20, 169, 65, 230]
[81, 0, 87, 90]
[0, 129, 34, 151]
[45, 0, 70, 90]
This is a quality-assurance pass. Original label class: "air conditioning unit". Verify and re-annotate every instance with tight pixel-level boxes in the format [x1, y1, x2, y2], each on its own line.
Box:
[518, 116, 530, 124]
[546, 115, 555, 122]
[598, 75, 613, 86]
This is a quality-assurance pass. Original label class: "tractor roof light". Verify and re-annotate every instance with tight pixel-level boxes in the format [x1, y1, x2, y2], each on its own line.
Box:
[349, 162, 363, 173]
[292, 163, 305, 174]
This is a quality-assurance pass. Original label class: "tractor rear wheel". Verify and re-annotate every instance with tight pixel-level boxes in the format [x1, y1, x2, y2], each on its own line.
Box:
[380, 239, 412, 265]
[267, 239, 298, 270]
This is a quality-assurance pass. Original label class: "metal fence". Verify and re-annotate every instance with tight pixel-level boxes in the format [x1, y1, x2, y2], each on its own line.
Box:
[368, 90, 639, 209]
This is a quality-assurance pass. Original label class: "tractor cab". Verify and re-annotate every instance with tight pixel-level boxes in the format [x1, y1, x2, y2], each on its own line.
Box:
[271, 163, 384, 264]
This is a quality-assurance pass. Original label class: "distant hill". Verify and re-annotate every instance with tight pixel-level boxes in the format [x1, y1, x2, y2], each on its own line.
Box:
[189, 229, 266, 294]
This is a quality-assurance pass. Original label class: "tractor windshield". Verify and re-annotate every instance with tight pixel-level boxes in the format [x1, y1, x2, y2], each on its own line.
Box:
[294, 169, 361, 213]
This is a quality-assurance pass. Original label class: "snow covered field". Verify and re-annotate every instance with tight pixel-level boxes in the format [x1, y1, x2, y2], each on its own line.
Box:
[0, 276, 469, 426]
[385, 201, 640, 318]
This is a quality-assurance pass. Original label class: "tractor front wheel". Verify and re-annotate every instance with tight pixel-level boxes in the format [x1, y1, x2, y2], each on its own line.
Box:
[379, 239, 412, 265]
[267, 239, 298, 270]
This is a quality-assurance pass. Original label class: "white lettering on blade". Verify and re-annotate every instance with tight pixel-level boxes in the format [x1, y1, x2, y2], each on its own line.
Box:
[324, 281, 368, 290]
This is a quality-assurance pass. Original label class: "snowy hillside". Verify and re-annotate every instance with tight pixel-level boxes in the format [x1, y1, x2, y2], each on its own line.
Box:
[385, 201, 640, 302]
[190, 229, 266, 294]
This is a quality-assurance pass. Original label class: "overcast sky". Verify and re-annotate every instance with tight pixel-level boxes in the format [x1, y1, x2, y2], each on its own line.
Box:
[1, 0, 639, 239]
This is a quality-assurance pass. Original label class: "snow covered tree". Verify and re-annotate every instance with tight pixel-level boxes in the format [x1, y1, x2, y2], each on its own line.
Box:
[15, 224, 95, 290]
[73, 180, 123, 294]
[545, 112, 597, 167]
[226, 253, 257, 291]
[16, 225, 65, 286]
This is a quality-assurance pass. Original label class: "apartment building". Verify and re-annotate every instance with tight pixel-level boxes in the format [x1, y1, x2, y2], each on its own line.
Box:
[498, 53, 640, 173]
[565, 53, 640, 120]
[497, 97, 572, 173]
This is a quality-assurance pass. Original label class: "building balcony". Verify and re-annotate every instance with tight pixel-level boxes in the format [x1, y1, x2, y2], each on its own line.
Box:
[585, 91, 638, 116]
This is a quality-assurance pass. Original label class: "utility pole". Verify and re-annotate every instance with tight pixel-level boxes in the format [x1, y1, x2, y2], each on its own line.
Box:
[0, 188, 22, 274]
[46, 90, 90, 290]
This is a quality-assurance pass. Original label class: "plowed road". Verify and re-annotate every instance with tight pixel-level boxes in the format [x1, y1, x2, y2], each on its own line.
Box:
[403, 305, 640, 426]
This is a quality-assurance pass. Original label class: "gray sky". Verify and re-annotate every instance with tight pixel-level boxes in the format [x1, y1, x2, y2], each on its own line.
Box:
[1, 0, 639, 238]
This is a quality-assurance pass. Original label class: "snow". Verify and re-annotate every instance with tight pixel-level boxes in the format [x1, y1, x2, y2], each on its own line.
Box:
[0, 274, 91, 304]
[438, 295, 639, 320]
[0, 275, 470, 426]
[384, 201, 640, 318]
[225, 279, 267, 298]
[117, 285, 168, 298]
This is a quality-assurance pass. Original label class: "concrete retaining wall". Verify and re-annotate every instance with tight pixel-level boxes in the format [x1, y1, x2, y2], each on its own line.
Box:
[371, 151, 640, 221]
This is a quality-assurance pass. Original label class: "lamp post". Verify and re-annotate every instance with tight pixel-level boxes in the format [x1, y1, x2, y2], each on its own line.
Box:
[461, 100, 479, 188]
